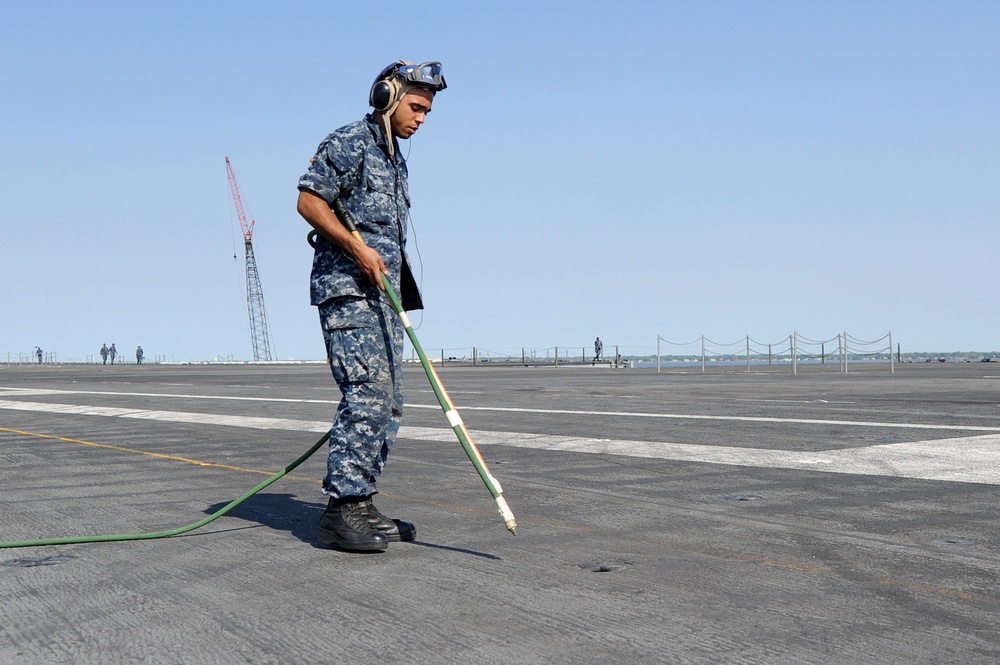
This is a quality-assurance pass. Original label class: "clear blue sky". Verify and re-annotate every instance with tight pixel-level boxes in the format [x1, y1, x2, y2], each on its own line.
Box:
[2, 1, 997, 362]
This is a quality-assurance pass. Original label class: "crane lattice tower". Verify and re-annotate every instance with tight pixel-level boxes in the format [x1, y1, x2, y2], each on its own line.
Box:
[225, 156, 273, 362]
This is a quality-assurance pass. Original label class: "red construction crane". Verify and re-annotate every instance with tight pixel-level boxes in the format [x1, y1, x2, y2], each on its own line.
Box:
[226, 156, 255, 242]
[225, 156, 273, 361]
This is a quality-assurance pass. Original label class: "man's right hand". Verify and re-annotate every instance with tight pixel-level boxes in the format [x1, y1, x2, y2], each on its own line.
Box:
[350, 238, 389, 291]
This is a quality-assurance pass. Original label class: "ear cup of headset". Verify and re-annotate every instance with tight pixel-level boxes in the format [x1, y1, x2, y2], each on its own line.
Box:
[370, 79, 393, 111]
[370, 72, 404, 112]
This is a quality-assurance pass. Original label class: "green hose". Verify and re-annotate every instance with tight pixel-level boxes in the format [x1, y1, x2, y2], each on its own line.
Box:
[0, 432, 330, 549]
[379, 274, 517, 534]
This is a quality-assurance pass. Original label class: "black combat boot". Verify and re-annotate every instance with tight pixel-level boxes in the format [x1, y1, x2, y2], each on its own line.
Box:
[360, 496, 416, 542]
[318, 497, 389, 552]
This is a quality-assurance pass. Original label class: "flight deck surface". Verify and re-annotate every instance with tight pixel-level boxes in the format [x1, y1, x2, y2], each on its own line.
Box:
[1, 362, 998, 664]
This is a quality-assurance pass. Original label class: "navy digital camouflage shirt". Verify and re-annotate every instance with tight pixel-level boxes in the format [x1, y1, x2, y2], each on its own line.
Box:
[298, 113, 409, 305]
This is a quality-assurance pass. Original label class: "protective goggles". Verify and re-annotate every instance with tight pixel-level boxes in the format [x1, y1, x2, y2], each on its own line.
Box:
[396, 61, 447, 91]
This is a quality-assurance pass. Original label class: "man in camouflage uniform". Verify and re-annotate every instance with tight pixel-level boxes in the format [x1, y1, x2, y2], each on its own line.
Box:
[296, 60, 446, 552]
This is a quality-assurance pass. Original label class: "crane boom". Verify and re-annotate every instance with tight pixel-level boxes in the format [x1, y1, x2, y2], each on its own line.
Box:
[225, 156, 255, 241]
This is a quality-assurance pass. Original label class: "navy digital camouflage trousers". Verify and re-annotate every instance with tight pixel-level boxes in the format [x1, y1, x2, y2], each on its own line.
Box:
[318, 294, 403, 499]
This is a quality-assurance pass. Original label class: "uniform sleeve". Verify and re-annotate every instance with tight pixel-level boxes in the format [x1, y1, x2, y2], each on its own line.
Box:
[297, 131, 362, 205]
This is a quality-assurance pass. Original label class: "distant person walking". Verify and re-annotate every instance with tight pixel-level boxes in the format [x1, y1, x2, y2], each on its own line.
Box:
[136, 346, 144, 365]
[594, 337, 603, 362]
[109, 343, 117, 365]
[35, 347, 43, 364]
[100, 344, 109, 365]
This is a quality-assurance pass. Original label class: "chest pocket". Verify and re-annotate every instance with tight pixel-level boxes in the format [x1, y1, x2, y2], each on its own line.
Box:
[362, 157, 409, 226]
[364, 160, 396, 195]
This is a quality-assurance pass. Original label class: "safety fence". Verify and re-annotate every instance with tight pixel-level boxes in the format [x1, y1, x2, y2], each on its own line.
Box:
[654, 331, 895, 374]
[408, 331, 896, 374]
[408, 344, 635, 368]
[5, 351, 59, 365]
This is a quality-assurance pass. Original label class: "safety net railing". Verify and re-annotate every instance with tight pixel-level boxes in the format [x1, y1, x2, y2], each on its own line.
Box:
[406, 345, 637, 367]
[653, 331, 895, 373]
[404, 332, 895, 373]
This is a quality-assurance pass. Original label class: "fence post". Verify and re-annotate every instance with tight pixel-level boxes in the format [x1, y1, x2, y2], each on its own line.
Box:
[555, 346, 559, 368]
[746, 336, 750, 372]
[701, 336, 706, 373]
[791, 332, 797, 375]
[844, 332, 849, 374]
[657, 335, 661, 373]
[889, 331, 894, 374]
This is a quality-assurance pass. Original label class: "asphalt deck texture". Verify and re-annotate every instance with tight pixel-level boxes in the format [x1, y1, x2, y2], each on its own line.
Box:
[1, 361, 999, 664]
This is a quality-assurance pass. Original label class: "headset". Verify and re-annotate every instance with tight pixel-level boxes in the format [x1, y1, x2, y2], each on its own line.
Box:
[369, 60, 447, 112]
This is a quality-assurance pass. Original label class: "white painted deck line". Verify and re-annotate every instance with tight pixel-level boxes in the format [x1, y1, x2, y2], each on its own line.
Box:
[2, 397, 1000, 485]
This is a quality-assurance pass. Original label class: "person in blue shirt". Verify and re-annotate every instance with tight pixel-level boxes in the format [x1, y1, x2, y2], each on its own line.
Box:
[296, 60, 446, 552]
